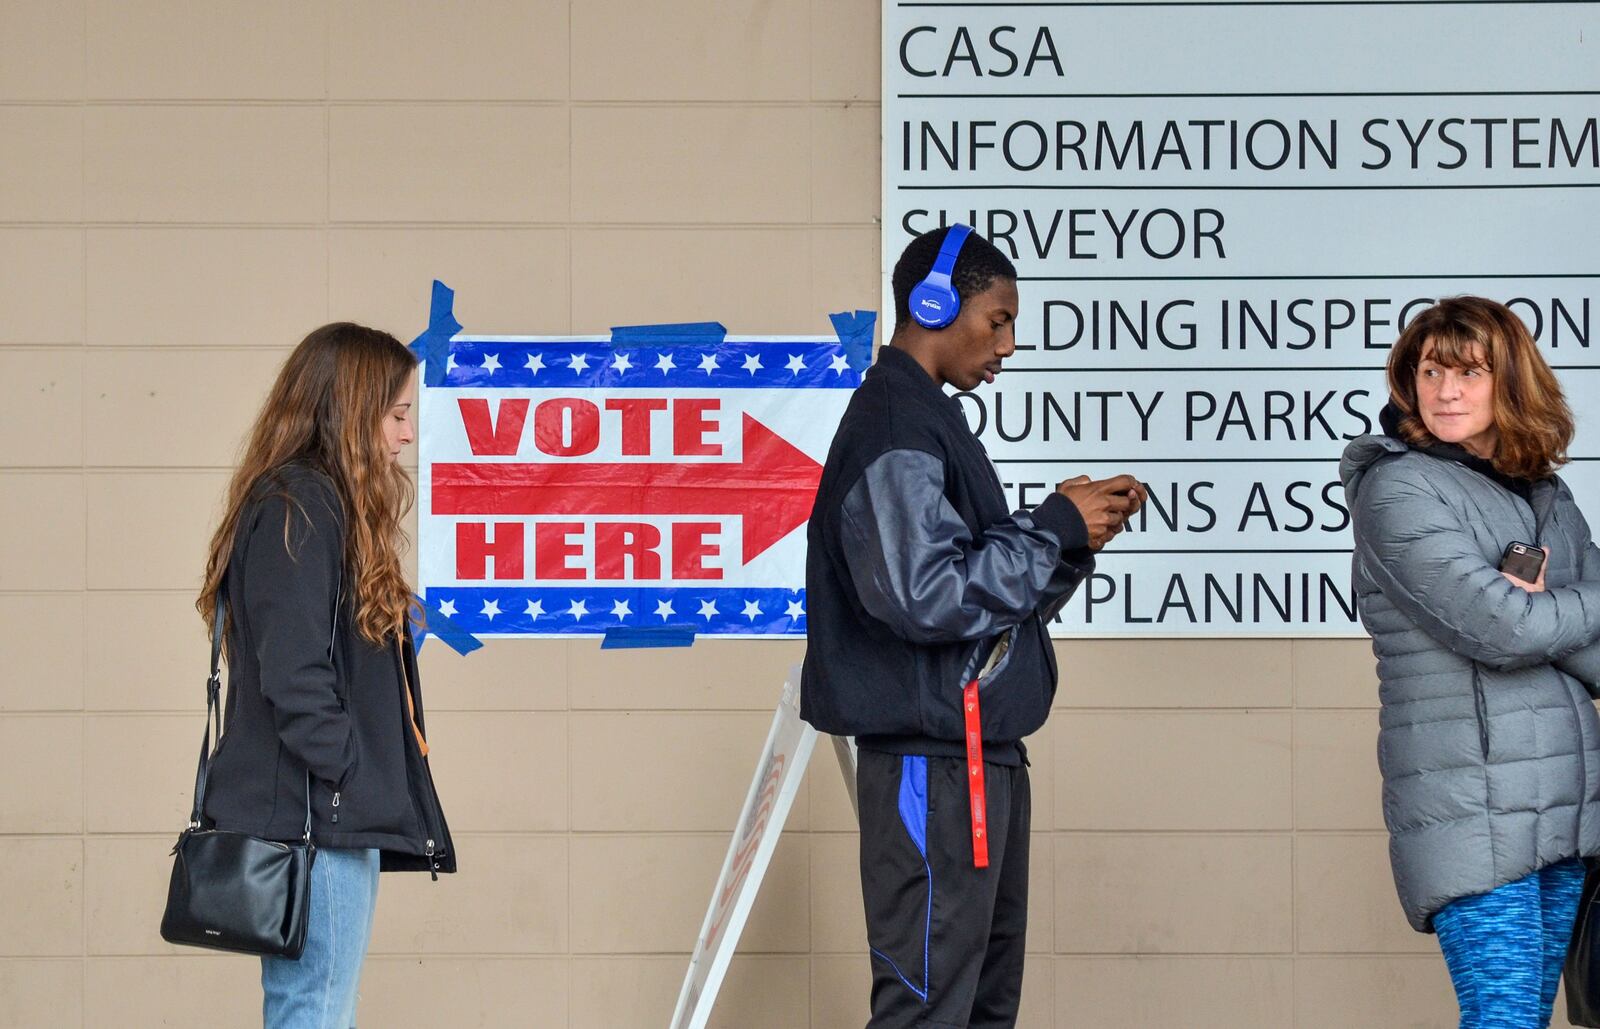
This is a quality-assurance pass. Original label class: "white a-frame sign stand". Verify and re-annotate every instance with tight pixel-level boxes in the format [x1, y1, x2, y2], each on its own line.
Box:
[669, 667, 857, 1029]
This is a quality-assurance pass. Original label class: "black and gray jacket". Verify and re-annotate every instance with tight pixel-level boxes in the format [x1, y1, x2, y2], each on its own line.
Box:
[800, 345, 1095, 762]
[202, 463, 454, 876]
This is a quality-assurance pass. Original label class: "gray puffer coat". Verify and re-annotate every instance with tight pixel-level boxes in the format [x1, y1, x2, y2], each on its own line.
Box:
[1342, 433, 1600, 932]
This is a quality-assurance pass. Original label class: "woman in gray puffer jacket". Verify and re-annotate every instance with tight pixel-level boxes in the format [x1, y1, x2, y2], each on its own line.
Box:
[1343, 296, 1600, 1028]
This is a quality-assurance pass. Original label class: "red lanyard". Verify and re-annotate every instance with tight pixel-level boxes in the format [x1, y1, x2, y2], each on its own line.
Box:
[963, 679, 989, 869]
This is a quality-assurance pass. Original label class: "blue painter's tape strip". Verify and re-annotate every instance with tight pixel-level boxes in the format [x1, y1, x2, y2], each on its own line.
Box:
[412, 593, 483, 656]
[829, 310, 877, 372]
[609, 321, 727, 346]
[600, 627, 698, 650]
[408, 280, 463, 388]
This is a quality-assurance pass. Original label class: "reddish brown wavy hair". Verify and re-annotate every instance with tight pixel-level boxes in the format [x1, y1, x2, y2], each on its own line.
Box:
[198, 323, 419, 645]
[1386, 296, 1574, 480]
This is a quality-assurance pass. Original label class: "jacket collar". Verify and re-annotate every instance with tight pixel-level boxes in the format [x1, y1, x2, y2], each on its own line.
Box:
[871, 343, 945, 395]
[1378, 401, 1537, 500]
[870, 345, 977, 433]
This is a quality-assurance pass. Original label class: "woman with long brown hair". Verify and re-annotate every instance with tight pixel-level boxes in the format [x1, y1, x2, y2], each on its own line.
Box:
[1342, 296, 1600, 1027]
[197, 322, 453, 1028]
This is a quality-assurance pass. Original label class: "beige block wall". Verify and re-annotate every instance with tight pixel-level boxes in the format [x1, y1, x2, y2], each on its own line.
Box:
[0, 3, 1557, 1027]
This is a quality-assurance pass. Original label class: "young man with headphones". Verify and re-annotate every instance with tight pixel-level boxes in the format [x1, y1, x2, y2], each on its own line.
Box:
[802, 225, 1146, 1027]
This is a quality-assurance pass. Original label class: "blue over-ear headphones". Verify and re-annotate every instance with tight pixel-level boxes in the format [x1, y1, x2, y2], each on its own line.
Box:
[908, 223, 973, 330]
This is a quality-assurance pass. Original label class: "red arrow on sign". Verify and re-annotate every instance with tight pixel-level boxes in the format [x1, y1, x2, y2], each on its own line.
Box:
[431, 414, 823, 564]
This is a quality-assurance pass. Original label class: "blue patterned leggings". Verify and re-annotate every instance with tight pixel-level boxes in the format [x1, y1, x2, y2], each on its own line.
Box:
[1433, 858, 1586, 1029]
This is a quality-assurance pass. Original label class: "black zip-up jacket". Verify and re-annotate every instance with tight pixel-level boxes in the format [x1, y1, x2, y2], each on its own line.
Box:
[800, 346, 1095, 762]
[202, 463, 455, 875]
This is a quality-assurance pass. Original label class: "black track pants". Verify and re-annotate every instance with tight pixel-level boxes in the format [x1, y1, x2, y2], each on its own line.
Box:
[856, 748, 1031, 1029]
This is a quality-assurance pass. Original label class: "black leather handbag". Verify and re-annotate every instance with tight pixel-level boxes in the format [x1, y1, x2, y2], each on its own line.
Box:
[1568, 859, 1600, 1026]
[159, 596, 316, 959]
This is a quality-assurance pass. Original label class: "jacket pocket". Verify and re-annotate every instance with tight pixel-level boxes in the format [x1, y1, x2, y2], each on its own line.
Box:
[963, 617, 1054, 743]
[974, 627, 1018, 692]
[1471, 664, 1490, 760]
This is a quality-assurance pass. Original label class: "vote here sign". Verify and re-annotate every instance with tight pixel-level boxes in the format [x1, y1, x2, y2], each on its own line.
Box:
[417, 322, 861, 639]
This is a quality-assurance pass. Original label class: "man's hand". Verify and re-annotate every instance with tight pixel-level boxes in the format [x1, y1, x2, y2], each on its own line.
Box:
[1057, 474, 1147, 550]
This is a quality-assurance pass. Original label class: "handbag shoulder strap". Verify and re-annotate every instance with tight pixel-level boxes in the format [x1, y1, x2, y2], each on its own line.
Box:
[188, 567, 340, 842]
[186, 594, 226, 829]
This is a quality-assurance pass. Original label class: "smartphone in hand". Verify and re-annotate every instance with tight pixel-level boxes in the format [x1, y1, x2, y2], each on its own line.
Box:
[1499, 541, 1545, 582]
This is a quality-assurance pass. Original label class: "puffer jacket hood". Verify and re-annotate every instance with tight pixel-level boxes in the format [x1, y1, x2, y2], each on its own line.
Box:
[1339, 430, 1406, 508]
[1350, 402, 1536, 501]
[1342, 430, 1600, 931]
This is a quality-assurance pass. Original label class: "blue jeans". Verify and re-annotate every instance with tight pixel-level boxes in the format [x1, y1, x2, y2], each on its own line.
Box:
[1433, 858, 1586, 1029]
[261, 848, 380, 1029]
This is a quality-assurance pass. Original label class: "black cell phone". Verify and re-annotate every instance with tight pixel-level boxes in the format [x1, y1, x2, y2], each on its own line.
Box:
[1500, 541, 1545, 581]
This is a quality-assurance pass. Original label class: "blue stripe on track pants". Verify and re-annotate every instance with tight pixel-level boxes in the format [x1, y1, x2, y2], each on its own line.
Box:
[1432, 858, 1585, 1029]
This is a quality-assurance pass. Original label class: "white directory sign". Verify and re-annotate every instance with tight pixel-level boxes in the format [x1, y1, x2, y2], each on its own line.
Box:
[883, 1, 1600, 636]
